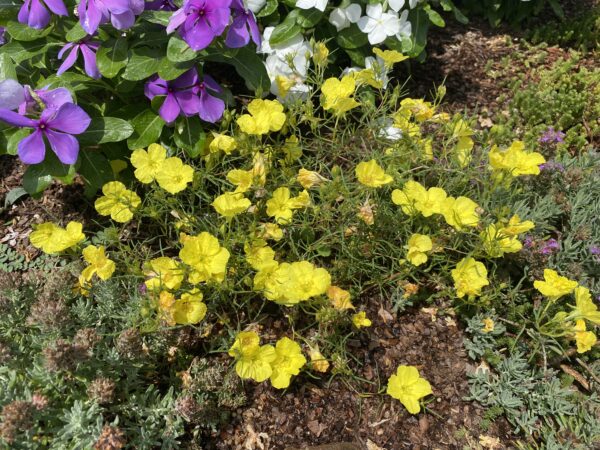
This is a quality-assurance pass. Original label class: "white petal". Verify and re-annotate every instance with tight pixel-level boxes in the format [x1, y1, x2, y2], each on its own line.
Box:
[295, 0, 314, 9]
[365, 3, 383, 19]
[388, 0, 405, 12]
[345, 3, 362, 22]
[315, 0, 328, 11]
[368, 27, 387, 45]
[357, 16, 376, 33]
[382, 14, 401, 36]
[329, 8, 349, 31]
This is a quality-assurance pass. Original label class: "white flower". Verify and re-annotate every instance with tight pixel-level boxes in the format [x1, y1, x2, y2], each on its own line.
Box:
[259, 26, 306, 55]
[0, 79, 25, 111]
[245, 0, 266, 13]
[389, 0, 421, 10]
[296, 0, 328, 11]
[365, 56, 389, 89]
[396, 9, 412, 39]
[357, 4, 401, 45]
[328, 4, 361, 31]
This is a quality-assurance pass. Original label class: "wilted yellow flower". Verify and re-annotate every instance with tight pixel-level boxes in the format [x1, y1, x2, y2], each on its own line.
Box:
[179, 232, 230, 284]
[237, 99, 286, 135]
[399, 98, 435, 122]
[309, 346, 330, 373]
[352, 311, 372, 328]
[144, 257, 184, 291]
[130, 144, 167, 183]
[534, 269, 578, 300]
[321, 76, 360, 115]
[29, 221, 85, 254]
[270, 337, 307, 389]
[158, 290, 177, 325]
[95, 181, 141, 223]
[482, 318, 495, 333]
[258, 223, 284, 241]
[406, 234, 432, 267]
[81, 245, 115, 282]
[327, 286, 354, 310]
[228, 331, 276, 382]
[451, 257, 489, 299]
[211, 192, 251, 218]
[355, 160, 393, 187]
[386, 365, 432, 414]
[357, 200, 375, 225]
[155, 157, 194, 194]
[209, 133, 237, 154]
[297, 168, 327, 189]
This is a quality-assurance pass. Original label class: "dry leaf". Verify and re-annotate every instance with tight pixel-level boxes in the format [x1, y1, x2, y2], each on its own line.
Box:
[366, 439, 384, 450]
[479, 434, 501, 449]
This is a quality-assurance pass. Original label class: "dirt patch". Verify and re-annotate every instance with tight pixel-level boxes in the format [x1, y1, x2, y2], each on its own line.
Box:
[212, 307, 513, 450]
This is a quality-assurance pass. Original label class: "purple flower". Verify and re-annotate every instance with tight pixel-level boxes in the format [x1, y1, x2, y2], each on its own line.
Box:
[539, 160, 565, 173]
[0, 80, 25, 110]
[166, 0, 232, 51]
[539, 126, 565, 144]
[145, 0, 177, 11]
[0, 103, 91, 165]
[539, 238, 560, 255]
[225, 0, 261, 48]
[18, 0, 68, 29]
[144, 68, 201, 123]
[18, 87, 73, 115]
[0, 27, 6, 46]
[193, 75, 224, 123]
[57, 39, 101, 79]
[78, 0, 144, 35]
[590, 245, 600, 256]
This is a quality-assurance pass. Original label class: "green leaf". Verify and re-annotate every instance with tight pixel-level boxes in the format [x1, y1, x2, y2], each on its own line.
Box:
[127, 110, 165, 150]
[139, 10, 172, 26]
[158, 57, 195, 81]
[226, 46, 270, 93]
[0, 54, 17, 79]
[269, 14, 302, 46]
[166, 35, 197, 63]
[78, 152, 114, 197]
[96, 38, 129, 78]
[295, 8, 323, 28]
[79, 117, 134, 146]
[41, 72, 104, 92]
[3, 187, 28, 211]
[174, 116, 205, 158]
[23, 165, 53, 196]
[424, 5, 445, 27]
[2, 39, 51, 64]
[547, 0, 564, 18]
[6, 129, 30, 156]
[122, 47, 162, 81]
[257, 0, 278, 17]
[336, 25, 369, 49]
[5, 21, 52, 41]
[66, 22, 88, 42]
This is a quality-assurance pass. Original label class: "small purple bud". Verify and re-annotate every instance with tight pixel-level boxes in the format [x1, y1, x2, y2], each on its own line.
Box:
[138, 283, 147, 295]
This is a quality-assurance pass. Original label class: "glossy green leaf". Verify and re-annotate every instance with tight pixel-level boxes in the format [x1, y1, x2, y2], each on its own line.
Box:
[79, 117, 134, 146]
[127, 110, 165, 150]
[96, 38, 129, 78]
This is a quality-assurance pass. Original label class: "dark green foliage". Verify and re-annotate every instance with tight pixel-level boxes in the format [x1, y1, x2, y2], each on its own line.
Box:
[529, 7, 600, 51]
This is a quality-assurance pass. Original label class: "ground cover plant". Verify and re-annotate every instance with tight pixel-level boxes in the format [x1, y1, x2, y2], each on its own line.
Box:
[1, 0, 599, 449]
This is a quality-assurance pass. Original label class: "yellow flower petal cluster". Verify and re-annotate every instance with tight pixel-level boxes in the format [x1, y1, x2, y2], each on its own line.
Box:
[155, 156, 194, 194]
[574, 286, 600, 324]
[29, 221, 85, 254]
[489, 141, 546, 177]
[130, 144, 166, 183]
[266, 187, 311, 224]
[227, 153, 268, 193]
[309, 346, 330, 373]
[237, 99, 286, 135]
[179, 232, 230, 284]
[572, 320, 597, 353]
[228, 331, 276, 382]
[327, 286, 354, 310]
[321, 76, 360, 115]
[399, 98, 435, 122]
[355, 160, 393, 188]
[481, 215, 534, 258]
[533, 269, 578, 300]
[482, 318, 495, 333]
[297, 168, 327, 189]
[451, 119, 475, 167]
[386, 365, 432, 414]
[373, 48, 408, 69]
[144, 257, 184, 291]
[211, 192, 251, 218]
[95, 181, 141, 223]
[270, 337, 307, 389]
[209, 133, 237, 154]
[441, 196, 480, 230]
[451, 257, 489, 299]
[406, 234, 433, 267]
[81, 245, 115, 281]
[173, 289, 207, 325]
[257, 223, 284, 241]
[352, 311, 372, 328]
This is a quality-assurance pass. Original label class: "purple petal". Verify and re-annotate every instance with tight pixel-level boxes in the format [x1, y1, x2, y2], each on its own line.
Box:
[18, 129, 46, 164]
[46, 103, 91, 134]
[129, 0, 144, 15]
[57, 45, 79, 76]
[18, 0, 32, 25]
[202, 74, 221, 93]
[248, 14, 261, 46]
[166, 7, 186, 34]
[144, 76, 168, 99]
[38, 88, 73, 110]
[110, 10, 135, 30]
[198, 90, 224, 123]
[225, 16, 250, 48]
[28, 0, 51, 29]
[79, 0, 103, 35]
[0, 108, 37, 127]
[180, 15, 215, 51]
[57, 42, 75, 59]
[171, 67, 199, 89]
[205, 7, 230, 36]
[80, 44, 101, 79]
[43, 0, 68, 16]
[175, 90, 201, 116]
[0, 80, 26, 111]
[45, 129, 79, 164]
[158, 93, 181, 123]
[102, 0, 131, 14]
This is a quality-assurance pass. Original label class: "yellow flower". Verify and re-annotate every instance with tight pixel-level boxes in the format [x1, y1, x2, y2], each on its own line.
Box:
[211, 192, 251, 218]
[275, 75, 295, 98]
[228, 331, 276, 382]
[321, 76, 360, 115]
[441, 196, 480, 230]
[258, 223, 284, 241]
[209, 133, 237, 154]
[373, 48, 408, 68]
[489, 141, 546, 177]
[95, 181, 141, 223]
[29, 221, 85, 254]
[455, 136, 474, 167]
[158, 290, 176, 325]
[179, 232, 230, 284]
[533, 269, 578, 300]
[391, 180, 427, 215]
[263, 261, 331, 305]
[386, 365, 432, 414]
[75, 274, 91, 297]
[574, 286, 600, 324]
[573, 320, 596, 353]
[312, 42, 330, 67]
[482, 318, 495, 333]
[155, 157, 194, 194]
[270, 337, 307, 389]
[81, 245, 115, 281]
[130, 144, 167, 183]
[309, 346, 330, 373]
[173, 289, 207, 325]
[415, 187, 447, 217]
[144, 257, 184, 291]
[406, 234, 432, 267]
[399, 98, 435, 122]
[352, 311, 372, 328]
[266, 187, 310, 224]
[502, 215, 535, 236]
[327, 286, 354, 310]
[481, 223, 523, 258]
[355, 160, 393, 188]
[237, 99, 286, 135]
[244, 240, 277, 271]
[297, 168, 327, 189]
[451, 257, 489, 298]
